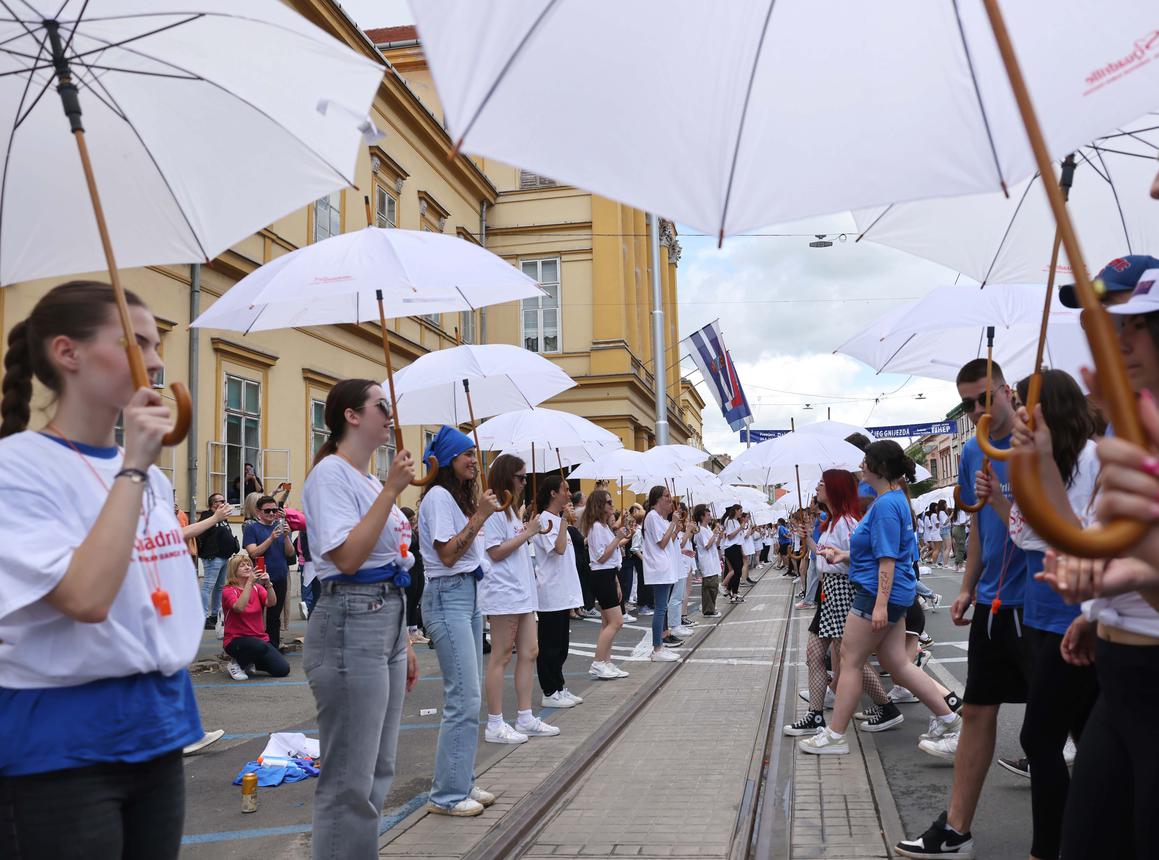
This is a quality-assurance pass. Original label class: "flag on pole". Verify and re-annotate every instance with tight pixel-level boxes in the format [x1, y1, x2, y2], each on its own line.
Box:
[683, 321, 753, 432]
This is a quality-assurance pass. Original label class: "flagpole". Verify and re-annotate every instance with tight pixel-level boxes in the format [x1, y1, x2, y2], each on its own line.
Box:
[649, 212, 669, 446]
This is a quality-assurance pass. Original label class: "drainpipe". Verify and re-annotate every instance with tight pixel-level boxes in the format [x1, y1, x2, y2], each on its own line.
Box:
[648, 213, 669, 445]
[187, 263, 201, 515]
[479, 200, 488, 344]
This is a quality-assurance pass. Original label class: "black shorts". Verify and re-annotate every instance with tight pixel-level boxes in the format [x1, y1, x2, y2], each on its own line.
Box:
[905, 597, 926, 636]
[778, 544, 789, 557]
[964, 603, 1032, 705]
[590, 568, 621, 611]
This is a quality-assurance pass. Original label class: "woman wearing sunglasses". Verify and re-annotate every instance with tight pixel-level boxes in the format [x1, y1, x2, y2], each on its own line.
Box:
[301, 379, 418, 857]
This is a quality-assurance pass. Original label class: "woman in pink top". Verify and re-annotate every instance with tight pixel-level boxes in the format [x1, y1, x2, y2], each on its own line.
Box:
[221, 554, 290, 680]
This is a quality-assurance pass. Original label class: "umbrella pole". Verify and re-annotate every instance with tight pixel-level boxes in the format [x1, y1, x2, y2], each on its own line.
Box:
[955, 329, 991, 514]
[620, 475, 625, 516]
[982, 0, 1145, 558]
[375, 289, 437, 486]
[531, 441, 551, 534]
[462, 379, 511, 509]
[47, 23, 190, 446]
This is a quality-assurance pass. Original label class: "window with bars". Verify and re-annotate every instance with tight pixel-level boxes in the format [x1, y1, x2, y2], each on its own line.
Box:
[519, 170, 558, 190]
[459, 310, 476, 344]
[311, 399, 328, 460]
[375, 443, 396, 482]
[313, 191, 342, 242]
[375, 184, 397, 228]
[520, 258, 560, 353]
[224, 374, 261, 505]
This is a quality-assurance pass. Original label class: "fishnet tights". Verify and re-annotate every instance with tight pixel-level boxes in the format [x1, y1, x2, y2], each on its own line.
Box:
[805, 633, 889, 712]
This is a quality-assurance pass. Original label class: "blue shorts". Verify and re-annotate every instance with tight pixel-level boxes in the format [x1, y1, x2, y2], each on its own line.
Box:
[849, 584, 908, 624]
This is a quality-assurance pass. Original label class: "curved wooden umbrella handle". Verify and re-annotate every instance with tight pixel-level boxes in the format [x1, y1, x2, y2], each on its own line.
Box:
[953, 483, 986, 514]
[495, 489, 514, 512]
[973, 415, 1011, 462]
[1009, 448, 1145, 558]
[411, 455, 439, 487]
[160, 381, 192, 447]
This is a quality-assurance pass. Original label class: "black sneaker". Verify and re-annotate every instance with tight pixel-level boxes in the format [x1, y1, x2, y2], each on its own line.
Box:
[203, 614, 217, 631]
[896, 811, 975, 858]
[944, 691, 963, 713]
[662, 635, 685, 647]
[997, 756, 1030, 779]
[858, 701, 904, 733]
[783, 710, 825, 737]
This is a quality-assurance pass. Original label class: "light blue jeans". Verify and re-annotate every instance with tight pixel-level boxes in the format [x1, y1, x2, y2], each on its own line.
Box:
[668, 577, 686, 628]
[421, 573, 484, 809]
[915, 577, 935, 599]
[304, 581, 408, 859]
[199, 556, 228, 616]
[650, 582, 673, 647]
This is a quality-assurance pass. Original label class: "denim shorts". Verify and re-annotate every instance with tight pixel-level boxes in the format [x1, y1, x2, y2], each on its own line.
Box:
[849, 584, 908, 624]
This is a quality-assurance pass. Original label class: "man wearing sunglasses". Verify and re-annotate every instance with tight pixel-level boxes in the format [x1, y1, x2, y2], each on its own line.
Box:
[244, 494, 297, 650]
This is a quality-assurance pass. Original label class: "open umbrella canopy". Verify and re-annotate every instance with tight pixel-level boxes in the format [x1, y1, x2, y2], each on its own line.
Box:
[191, 228, 545, 332]
[390, 344, 576, 426]
[474, 407, 620, 452]
[639, 445, 708, 473]
[721, 433, 864, 487]
[568, 448, 650, 482]
[502, 442, 622, 473]
[0, 0, 384, 285]
[410, 0, 1159, 238]
[856, 114, 1159, 285]
[835, 282, 1091, 383]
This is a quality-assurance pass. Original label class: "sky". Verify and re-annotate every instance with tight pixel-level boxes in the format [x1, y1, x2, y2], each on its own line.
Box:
[335, 0, 964, 457]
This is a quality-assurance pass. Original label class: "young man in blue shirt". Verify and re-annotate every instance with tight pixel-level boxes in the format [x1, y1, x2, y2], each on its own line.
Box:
[898, 359, 1029, 859]
[243, 495, 296, 650]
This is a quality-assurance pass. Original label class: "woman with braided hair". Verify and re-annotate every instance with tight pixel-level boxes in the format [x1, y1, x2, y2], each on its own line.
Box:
[0, 282, 203, 858]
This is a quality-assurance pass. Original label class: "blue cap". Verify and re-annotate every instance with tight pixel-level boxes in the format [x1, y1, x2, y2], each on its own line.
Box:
[1059, 255, 1159, 308]
[424, 425, 474, 468]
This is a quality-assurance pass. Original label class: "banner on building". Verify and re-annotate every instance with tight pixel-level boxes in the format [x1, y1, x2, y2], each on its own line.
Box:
[684, 321, 752, 432]
[743, 420, 955, 444]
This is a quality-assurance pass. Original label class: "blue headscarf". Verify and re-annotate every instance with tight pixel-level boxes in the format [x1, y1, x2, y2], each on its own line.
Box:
[424, 425, 475, 468]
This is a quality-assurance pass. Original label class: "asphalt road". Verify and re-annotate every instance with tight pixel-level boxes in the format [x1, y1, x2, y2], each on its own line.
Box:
[869, 564, 1033, 860]
[181, 588, 705, 859]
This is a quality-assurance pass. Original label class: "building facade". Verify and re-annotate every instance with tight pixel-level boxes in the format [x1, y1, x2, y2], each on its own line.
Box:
[911, 403, 972, 489]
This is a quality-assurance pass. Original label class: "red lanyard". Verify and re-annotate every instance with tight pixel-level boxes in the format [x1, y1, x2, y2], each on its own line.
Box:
[45, 425, 172, 617]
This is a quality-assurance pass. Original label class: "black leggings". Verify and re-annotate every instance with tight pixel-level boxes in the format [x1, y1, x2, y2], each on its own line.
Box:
[0, 751, 185, 859]
[225, 635, 291, 677]
[1061, 637, 1159, 859]
[536, 609, 571, 697]
[632, 555, 652, 609]
[405, 567, 425, 629]
[265, 577, 288, 649]
[618, 554, 636, 612]
[724, 546, 744, 595]
[1020, 627, 1098, 860]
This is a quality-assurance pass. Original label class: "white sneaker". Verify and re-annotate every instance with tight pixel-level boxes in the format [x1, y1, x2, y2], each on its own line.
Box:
[1064, 736, 1077, 766]
[670, 625, 693, 638]
[918, 732, 960, 760]
[561, 688, 583, 704]
[484, 722, 528, 744]
[589, 661, 620, 680]
[888, 685, 919, 704]
[703, 611, 722, 618]
[798, 687, 836, 709]
[469, 786, 496, 807]
[541, 691, 576, 708]
[919, 712, 962, 742]
[622, 613, 637, 622]
[515, 716, 561, 737]
[607, 663, 629, 678]
[299, 600, 309, 619]
[798, 727, 849, 756]
[427, 798, 484, 817]
[226, 660, 248, 681]
[182, 729, 225, 756]
[650, 649, 679, 662]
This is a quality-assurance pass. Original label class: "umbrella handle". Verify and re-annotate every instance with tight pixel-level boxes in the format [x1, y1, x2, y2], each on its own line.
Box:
[953, 482, 987, 515]
[973, 415, 1011, 462]
[412, 456, 439, 487]
[125, 331, 191, 448]
[983, 0, 1147, 558]
[495, 489, 514, 512]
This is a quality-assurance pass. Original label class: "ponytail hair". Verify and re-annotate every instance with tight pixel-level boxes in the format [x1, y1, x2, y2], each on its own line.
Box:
[536, 474, 566, 514]
[2, 281, 144, 439]
[311, 378, 378, 468]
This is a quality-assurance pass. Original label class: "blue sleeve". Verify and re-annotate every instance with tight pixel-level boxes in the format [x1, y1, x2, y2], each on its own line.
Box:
[242, 523, 255, 546]
[869, 498, 907, 560]
[957, 444, 978, 506]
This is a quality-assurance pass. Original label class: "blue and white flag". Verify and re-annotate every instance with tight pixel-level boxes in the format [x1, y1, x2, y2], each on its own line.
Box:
[684, 321, 752, 432]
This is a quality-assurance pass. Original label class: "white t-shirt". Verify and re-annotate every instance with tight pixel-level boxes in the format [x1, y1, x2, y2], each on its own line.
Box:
[721, 518, 742, 549]
[1009, 441, 1099, 554]
[695, 525, 718, 577]
[532, 511, 582, 611]
[302, 455, 413, 582]
[418, 485, 484, 577]
[0, 432, 202, 689]
[480, 512, 536, 615]
[642, 509, 677, 585]
[586, 521, 622, 571]
[741, 528, 755, 555]
[815, 515, 856, 577]
[677, 530, 694, 578]
[938, 510, 950, 530]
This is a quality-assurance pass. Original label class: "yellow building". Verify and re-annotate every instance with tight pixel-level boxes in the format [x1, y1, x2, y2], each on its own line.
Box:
[0, 4, 700, 525]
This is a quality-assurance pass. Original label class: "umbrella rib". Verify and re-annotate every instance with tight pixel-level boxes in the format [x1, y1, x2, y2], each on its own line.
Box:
[12, 69, 53, 127]
[1075, 148, 1110, 185]
[66, 14, 207, 63]
[60, 0, 89, 55]
[717, 0, 779, 244]
[979, 173, 1036, 287]
[1090, 145, 1131, 255]
[1089, 145, 1158, 160]
[854, 203, 893, 242]
[950, 0, 1008, 194]
[446, 0, 562, 152]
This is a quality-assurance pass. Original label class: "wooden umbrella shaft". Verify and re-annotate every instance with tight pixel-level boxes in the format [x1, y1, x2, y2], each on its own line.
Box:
[375, 290, 405, 451]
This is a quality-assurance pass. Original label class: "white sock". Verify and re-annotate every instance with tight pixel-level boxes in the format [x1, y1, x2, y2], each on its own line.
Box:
[828, 728, 844, 739]
[515, 709, 533, 725]
[487, 714, 504, 731]
[938, 712, 957, 723]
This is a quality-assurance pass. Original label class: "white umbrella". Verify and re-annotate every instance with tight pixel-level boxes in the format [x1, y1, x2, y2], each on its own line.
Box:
[569, 449, 650, 482]
[392, 344, 576, 426]
[856, 115, 1159, 285]
[503, 442, 621, 473]
[192, 228, 545, 333]
[0, 1, 383, 444]
[409, 0, 1159, 239]
[835, 284, 1090, 384]
[639, 445, 708, 473]
[721, 434, 864, 509]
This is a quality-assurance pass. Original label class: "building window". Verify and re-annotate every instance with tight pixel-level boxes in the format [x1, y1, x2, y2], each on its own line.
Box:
[374, 443, 396, 482]
[459, 310, 477, 344]
[520, 258, 560, 353]
[930, 460, 938, 481]
[224, 374, 261, 505]
[374, 184, 397, 228]
[313, 191, 342, 242]
[311, 398, 328, 459]
[519, 170, 557, 190]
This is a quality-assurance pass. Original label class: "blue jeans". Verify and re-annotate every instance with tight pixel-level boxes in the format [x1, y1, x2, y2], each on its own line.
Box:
[650, 582, 673, 647]
[421, 573, 484, 809]
[667, 577, 686, 628]
[304, 582, 408, 859]
[199, 557, 228, 616]
[915, 577, 935, 599]
[302, 571, 321, 615]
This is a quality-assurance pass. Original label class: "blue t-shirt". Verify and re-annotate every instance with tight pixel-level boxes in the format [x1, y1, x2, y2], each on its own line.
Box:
[1022, 549, 1080, 635]
[243, 520, 292, 581]
[777, 525, 790, 545]
[957, 436, 1028, 606]
[848, 489, 917, 606]
[858, 480, 878, 500]
[0, 670, 202, 776]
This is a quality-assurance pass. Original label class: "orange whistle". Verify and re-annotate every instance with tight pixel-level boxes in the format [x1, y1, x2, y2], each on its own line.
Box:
[152, 589, 173, 617]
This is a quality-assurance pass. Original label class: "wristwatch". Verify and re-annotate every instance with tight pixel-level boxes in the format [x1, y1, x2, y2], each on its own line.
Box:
[114, 468, 149, 485]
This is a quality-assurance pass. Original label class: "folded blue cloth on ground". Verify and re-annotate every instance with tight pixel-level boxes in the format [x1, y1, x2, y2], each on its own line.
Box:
[232, 758, 319, 787]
